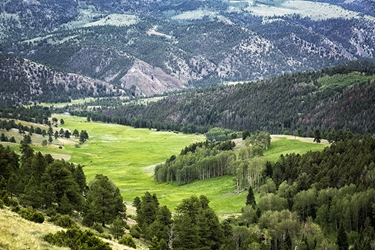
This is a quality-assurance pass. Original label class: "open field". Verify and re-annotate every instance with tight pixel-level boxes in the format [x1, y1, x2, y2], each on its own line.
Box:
[0, 115, 328, 215]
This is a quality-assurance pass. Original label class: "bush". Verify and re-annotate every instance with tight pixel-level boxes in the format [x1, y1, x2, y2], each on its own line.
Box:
[119, 235, 137, 248]
[46, 207, 57, 217]
[8, 199, 18, 207]
[92, 222, 104, 233]
[99, 233, 112, 240]
[0, 199, 4, 209]
[0, 191, 17, 207]
[50, 215, 77, 228]
[19, 208, 45, 223]
[130, 225, 141, 239]
[44, 227, 112, 250]
[11, 205, 21, 213]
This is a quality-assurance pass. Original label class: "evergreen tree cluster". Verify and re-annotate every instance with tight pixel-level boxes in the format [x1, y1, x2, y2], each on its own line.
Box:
[134, 192, 234, 250]
[267, 135, 375, 191]
[0, 105, 51, 124]
[229, 135, 375, 250]
[0, 144, 128, 249]
[1, 144, 87, 212]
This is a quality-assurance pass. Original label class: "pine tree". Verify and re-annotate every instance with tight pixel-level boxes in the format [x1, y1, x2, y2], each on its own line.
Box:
[337, 223, 349, 250]
[147, 205, 172, 241]
[20, 175, 43, 208]
[45, 160, 83, 210]
[7, 173, 18, 198]
[246, 186, 257, 208]
[73, 165, 87, 194]
[313, 129, 321, 143]
[109, 216, 126, 240]
[137, 192, 159, 233]
[40, 173, 56, 208]
[149, 236, 161, 250]
[83, 174, 125, 227]
[58, 193, 74, 215]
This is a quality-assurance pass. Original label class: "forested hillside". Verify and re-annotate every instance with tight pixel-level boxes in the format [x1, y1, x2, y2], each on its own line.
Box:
[63, 61, 375, 135]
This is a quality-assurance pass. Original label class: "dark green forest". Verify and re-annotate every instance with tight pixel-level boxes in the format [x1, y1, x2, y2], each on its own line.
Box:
[60, 61, 375, 136]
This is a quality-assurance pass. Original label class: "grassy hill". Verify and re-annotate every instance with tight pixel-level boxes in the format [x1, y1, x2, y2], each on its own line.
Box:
[0, 208, 68, 250]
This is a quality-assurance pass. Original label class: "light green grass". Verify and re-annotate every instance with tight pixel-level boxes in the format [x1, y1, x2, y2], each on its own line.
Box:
[264, 135, 328, 162]
[1, 116, 329, 216]
[318, 72, 375, 91]
[38, 98, 96, 108]
[30, 114, 209, 210]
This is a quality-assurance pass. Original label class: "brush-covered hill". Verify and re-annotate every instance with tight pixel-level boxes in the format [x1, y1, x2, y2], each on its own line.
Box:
[0, 54, 126, 106]
[1, 0, 375, 96]
[67, 61, 375, 135]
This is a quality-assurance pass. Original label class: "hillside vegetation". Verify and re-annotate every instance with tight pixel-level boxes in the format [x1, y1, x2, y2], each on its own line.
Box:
[1, 112, 375, 249]
[62, 61, 375, 135]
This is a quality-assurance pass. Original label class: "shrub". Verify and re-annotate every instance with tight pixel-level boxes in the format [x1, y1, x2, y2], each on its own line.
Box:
[46, 207, 57, 217]
[0, 191, 11, 206]
[19, 208, 44, 223]
[119, 235, 137, 249]
[50, 215, 77, 228]
[99, 233, 112, 240]
[130, 225, 141, 239]
[92, 222, 104, 233]
[11, 205, 21, 213]
[8, 199, 18, 207]
[44, 227, 112, 250]
[0, 199, 4, 209]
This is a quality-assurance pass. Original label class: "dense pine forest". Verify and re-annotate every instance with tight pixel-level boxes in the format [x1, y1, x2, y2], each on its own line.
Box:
[61, 61, 375, 136]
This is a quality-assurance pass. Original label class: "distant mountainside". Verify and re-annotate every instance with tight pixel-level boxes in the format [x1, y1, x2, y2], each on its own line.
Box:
[66, 61, 375, 135]
[0, 54, 123, 105]
[1, 0, 375, 96]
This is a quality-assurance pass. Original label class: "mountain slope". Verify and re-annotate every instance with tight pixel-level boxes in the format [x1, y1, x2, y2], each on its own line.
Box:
[1, 0, 375, 96]
[0, 55, 124, 105]
[74, 61, 375, 135]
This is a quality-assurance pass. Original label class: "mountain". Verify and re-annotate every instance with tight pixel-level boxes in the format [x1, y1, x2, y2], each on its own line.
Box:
[1, 0, 375, 97]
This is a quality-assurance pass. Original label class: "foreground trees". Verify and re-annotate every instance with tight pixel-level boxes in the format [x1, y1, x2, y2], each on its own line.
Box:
[83, 174, 125, 227]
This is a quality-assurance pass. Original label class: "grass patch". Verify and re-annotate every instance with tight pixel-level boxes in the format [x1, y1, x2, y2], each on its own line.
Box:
[264, 135, 328, 162]
[318, 72, 375, 91]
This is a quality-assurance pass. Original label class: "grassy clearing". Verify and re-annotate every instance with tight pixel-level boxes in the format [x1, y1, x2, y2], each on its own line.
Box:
[318, 72, 375, 91]
[265, 135, 328, 162]
[25, 114, 206, 210]
[0, 115, 329, 216]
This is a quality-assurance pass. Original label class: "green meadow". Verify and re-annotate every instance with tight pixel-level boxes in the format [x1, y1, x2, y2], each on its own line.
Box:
[1, 115, 328, 216]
